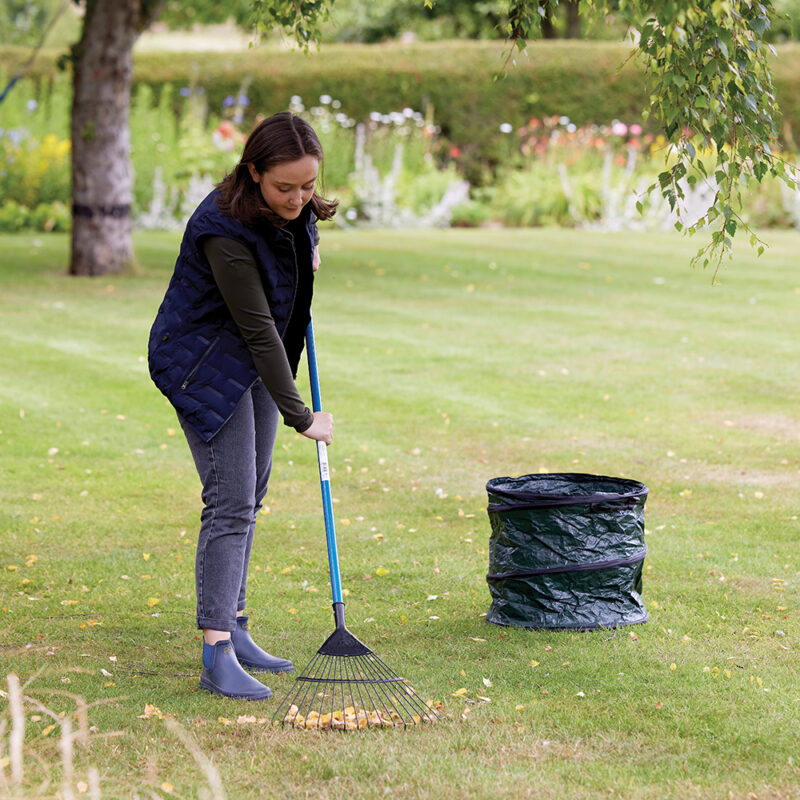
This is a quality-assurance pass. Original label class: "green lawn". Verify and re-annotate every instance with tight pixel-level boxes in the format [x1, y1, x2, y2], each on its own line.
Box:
[1, 228, 798, 799]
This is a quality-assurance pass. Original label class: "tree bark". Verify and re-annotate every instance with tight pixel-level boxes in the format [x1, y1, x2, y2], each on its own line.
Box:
[565, 0, 581, 38]
[69, 0, 142, 276]
[539, 1, 557, 39]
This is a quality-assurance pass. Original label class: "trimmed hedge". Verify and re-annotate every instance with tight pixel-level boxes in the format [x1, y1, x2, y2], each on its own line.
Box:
[4, 40, 800, 178]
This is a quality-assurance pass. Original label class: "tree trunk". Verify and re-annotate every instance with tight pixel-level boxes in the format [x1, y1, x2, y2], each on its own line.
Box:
[539, 0, 557, 39]
[69, 0, 142, 276]
[565, 0, 581, 38]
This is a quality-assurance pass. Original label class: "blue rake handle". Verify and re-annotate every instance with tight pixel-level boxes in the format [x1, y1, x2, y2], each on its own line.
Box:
[305, 318, 344, 606]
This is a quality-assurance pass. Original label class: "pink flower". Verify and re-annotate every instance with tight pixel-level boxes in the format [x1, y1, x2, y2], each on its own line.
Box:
[611, 121, 628, 136]
[630, 123, 643, 136]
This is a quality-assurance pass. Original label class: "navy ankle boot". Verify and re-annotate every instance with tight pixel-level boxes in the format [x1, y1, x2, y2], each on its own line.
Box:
[232, 616, 294, 673]
[200, 640, 272, 700]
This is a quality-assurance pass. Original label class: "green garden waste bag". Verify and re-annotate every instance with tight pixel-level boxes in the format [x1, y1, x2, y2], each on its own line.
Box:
[485, 473, 649, 630]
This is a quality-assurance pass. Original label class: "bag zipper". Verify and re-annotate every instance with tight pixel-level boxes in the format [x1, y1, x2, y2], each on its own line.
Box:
[486, 547, 647, 581]
[488, 495, 643, 513]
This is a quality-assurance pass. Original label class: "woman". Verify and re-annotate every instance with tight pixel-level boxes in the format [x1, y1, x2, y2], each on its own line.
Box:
[148, 112, 336, 700]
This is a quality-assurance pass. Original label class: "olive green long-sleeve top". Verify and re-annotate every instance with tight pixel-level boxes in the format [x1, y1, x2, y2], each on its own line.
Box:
[203, 235, 314, 433]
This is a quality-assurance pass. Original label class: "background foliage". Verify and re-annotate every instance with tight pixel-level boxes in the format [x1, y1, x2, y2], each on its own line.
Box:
[3, 38, 800, 235]
[5, 40, 800, 182]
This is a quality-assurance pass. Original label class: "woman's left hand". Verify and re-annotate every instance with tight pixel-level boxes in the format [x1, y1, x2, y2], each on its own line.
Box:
[313, 246, 321, 272]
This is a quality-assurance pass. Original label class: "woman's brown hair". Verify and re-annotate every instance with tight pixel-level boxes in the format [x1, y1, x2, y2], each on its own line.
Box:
[216, 112, 338, 227]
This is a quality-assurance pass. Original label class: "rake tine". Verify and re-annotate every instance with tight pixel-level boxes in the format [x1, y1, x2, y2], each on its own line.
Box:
[353, 655, 398, 725]
[348, 657, 372, 728]
[282, 651, 323, 726]
[313, 654, 336, 729]
[356, 655, 398, 728]
[357, 653, 429, 725]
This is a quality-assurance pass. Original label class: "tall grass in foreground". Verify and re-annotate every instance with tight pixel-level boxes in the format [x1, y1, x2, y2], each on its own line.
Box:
[0, 228, 798, 799]
[1, 673, 223, 799]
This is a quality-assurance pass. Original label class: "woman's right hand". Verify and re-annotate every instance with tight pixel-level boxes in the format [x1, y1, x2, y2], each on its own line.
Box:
[301, 411, 334, 445]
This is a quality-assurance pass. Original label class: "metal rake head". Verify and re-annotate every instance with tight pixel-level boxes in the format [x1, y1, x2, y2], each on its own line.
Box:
[272, 629, 439, 731]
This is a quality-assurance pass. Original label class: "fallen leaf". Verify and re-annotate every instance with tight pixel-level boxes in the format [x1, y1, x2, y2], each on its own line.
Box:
[161, 783, 174, 794]
[142, 553, 151, 561]
[482, 677, 492, 688]
[375, 567, 389, 577]
[147, 597, 160, 607]
[530, 660, 540, 667]
[451, 688, 467, 697]
[469, 637, 486, 643]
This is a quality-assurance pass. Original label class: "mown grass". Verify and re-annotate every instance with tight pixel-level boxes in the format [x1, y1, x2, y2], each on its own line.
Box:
[1, 228, 798, 799]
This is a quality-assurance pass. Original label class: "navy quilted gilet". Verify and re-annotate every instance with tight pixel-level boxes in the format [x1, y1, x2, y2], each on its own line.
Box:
[148, 190, 315, 442]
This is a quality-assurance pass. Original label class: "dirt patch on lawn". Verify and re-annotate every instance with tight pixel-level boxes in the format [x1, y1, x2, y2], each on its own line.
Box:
[715, 413, 800, 444]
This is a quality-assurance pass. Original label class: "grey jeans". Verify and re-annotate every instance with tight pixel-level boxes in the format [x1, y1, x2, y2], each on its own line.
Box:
[178, 380, 279, 632]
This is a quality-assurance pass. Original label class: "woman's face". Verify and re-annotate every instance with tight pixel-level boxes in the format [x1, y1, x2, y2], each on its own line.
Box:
[248, 155, 319, 221]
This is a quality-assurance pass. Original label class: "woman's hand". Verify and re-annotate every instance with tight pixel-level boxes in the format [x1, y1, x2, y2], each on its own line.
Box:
[300, 410, 333, 445]
[313, 246, 321, 272]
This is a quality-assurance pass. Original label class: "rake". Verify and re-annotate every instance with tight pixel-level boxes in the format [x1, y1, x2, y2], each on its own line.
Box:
[272, 318, 439, 731]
